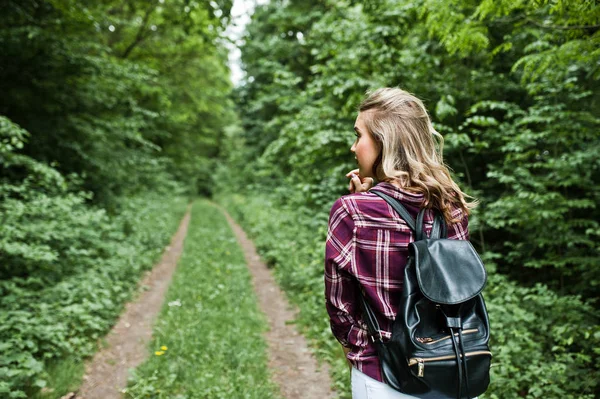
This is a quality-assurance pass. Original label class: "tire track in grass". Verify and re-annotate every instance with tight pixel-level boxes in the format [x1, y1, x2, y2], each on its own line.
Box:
[124, 200, 280, 399]
[76, 203, 192, 399]
[221, 208, 335, 399]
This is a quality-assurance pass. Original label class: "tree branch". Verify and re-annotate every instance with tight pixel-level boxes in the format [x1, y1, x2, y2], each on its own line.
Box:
[458, 149, 472, 189]
[120, 4, 156, 59]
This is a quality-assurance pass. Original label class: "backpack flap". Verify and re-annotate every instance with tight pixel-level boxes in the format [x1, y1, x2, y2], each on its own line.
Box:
[410, 239, 487, 305]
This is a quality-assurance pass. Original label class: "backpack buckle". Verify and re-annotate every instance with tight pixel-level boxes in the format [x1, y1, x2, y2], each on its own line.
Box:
[371, 330, 384, 343]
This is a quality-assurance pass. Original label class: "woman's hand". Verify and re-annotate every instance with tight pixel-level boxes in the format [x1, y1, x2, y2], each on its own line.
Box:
[346, 169, 374, 193]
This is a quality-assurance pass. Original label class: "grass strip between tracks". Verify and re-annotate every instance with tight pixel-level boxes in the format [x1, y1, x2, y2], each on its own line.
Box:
[125, 199, 280, 399]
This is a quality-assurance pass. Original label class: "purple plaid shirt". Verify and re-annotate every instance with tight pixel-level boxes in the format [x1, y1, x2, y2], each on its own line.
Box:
[324, 182, 469, 382]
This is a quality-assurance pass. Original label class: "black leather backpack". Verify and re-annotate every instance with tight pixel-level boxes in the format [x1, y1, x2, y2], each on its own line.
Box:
[360, 190, 492, 399]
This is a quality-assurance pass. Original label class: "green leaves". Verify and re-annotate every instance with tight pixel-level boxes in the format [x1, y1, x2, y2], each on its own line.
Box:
[224, 0, 600, 397]
[435, 95, 459, 121]
[0, 117, 191, 397]
[422, 0, 490, 56]
[1, 0, 235, 202]
[0, 118, 29, 154]
[0, 190, 188, 397]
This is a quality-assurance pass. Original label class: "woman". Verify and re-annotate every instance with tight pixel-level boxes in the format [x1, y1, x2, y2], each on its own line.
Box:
[324, 88, 475, 398]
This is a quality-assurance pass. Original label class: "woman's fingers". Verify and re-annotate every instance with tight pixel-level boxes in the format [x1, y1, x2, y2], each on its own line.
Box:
[350, 174, 363, 192]
[348, 173, 359, 193]
[345, 168, 360, 178]
[347, 171, 373, 193]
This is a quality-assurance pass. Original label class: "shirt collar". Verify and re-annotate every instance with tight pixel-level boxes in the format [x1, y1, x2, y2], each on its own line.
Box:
[370, 182, 425, 205]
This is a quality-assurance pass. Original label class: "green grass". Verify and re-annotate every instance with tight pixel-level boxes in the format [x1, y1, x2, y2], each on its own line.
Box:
[217, 193, 350, 399]
[31, 358, 84, 399]
[124, 200, 281, 399]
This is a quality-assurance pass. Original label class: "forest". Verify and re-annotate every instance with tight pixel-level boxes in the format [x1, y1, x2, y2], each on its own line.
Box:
[1, 0, 598, 398]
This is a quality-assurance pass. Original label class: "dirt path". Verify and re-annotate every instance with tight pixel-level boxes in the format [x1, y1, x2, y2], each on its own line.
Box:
[222, 209, 336, 399]
[75, 205, 192, 399]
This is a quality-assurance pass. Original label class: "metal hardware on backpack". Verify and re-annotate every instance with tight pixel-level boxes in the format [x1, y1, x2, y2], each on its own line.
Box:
[360, 190, 492, 399]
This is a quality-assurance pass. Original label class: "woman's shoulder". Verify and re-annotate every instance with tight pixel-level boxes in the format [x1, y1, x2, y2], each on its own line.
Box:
[328, 192, 366, 220]
[329, 184, 420, 227]
[329, 183, 468, 234]
[330, 190, 383, 216]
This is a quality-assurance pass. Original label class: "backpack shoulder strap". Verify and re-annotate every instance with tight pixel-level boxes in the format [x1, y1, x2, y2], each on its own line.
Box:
[372, 189, 447, 239]
[359, 290, 384, 343]
[417, 209, 448, 240]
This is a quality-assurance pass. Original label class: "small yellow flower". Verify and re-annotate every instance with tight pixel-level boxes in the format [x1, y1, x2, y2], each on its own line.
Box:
[155, 351, 164, 356]
[161, 345, 168, 351]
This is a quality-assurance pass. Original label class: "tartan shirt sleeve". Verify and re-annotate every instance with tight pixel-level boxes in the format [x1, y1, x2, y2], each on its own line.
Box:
[324, 197, 359, 347]
[448, 208, 470, 241]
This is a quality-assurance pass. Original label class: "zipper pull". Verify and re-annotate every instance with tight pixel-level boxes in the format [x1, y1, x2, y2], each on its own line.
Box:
[417, 358, 425, 377]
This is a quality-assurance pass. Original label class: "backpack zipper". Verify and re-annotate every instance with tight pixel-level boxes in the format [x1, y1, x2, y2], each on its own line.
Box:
[409, 350, 493, 378]
[415, 328, 479, 344]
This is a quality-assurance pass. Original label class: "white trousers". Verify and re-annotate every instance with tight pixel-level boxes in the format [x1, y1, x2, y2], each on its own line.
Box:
[351, 368, 420, 399]
[350, 367, 478, 399]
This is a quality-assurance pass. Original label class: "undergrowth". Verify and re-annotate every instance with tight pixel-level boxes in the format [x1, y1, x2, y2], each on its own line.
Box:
[0, 193, 188, 398]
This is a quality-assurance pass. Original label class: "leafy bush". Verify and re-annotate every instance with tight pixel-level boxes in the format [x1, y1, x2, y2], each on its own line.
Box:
[218, 192, 599, 399]
[0, 117, 189, 398]
[0, 192, 188, 398]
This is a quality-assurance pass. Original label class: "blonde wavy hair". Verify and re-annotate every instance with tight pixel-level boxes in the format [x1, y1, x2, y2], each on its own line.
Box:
[359, 87, 476, 224]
